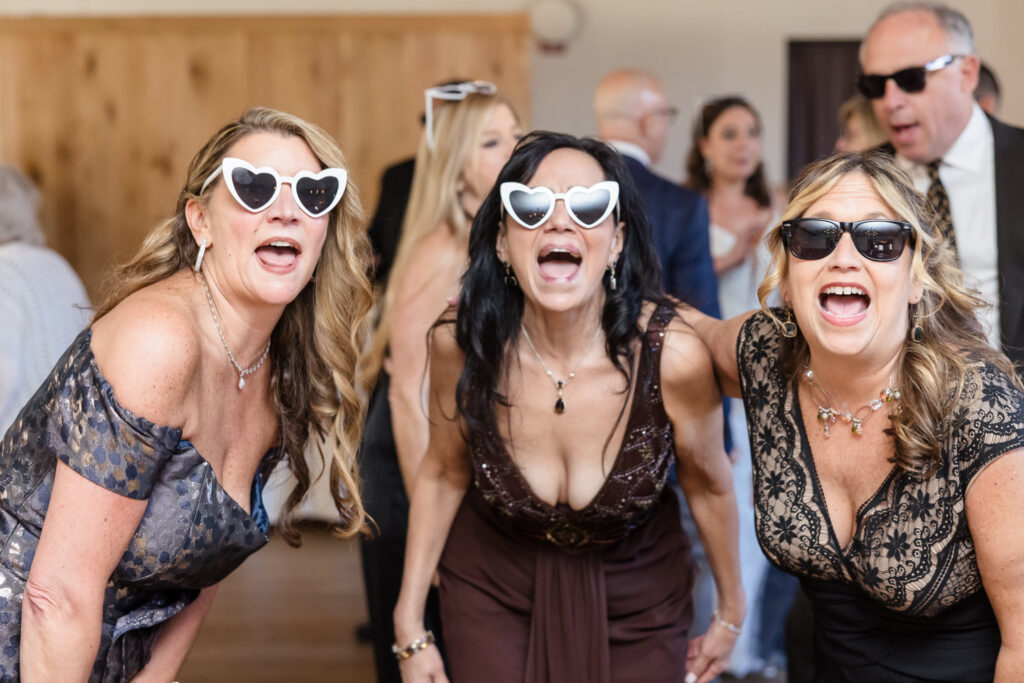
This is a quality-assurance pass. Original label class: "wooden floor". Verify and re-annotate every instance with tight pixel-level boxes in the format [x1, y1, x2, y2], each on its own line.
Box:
[179, 522, 376, 682]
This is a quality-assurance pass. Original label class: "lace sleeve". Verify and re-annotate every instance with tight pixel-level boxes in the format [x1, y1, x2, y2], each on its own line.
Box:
[952, 362, 1024, 488]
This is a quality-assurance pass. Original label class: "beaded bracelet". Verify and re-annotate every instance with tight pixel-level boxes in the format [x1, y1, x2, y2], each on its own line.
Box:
[392, 630, 436, 661]
[712, 610, 743, 636]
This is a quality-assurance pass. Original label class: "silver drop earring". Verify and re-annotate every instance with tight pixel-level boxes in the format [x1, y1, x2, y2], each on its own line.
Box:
[781, 309, 798, 338]
[193, 238, 208, 272]
[608, 263, 617, 291]
[911, 307, 924, 342]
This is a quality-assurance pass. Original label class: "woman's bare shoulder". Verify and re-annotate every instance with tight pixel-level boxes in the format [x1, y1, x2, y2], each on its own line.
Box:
[90, 272, 201, 427]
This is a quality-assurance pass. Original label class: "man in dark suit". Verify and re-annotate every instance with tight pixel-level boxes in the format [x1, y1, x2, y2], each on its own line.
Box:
[594, 69, 721, 319]
[366, 157, 415, 287]
[860, 2, 1024, 368]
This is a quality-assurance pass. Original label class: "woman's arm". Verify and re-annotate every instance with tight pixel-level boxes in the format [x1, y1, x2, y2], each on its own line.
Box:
[130, 585, 219, 682]
[662, 322, 745, 683]
[388, 234, 463, 494]
[23, 301, 197, 678]
[674, 304, 754, 398]
[967, 448, 1024, 682]
[393, 323, 472, 683]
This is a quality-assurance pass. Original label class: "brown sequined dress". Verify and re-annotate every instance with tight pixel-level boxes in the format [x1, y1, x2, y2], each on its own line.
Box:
[438, 305, 695, 683]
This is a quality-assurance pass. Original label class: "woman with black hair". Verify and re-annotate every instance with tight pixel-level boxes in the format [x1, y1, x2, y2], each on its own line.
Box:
[392, 132, 743, 683]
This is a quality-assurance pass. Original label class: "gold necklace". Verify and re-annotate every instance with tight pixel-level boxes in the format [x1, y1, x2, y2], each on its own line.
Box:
[520, 322, 603, 414]
[802, 366, 901, 438]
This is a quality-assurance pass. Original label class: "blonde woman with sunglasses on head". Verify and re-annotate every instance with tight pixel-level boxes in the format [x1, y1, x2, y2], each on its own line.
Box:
[685, 150, 1024, 682]
[359, 82, 521, 682]
[0, 107, 373, 680]
[393, 132, 743, 683]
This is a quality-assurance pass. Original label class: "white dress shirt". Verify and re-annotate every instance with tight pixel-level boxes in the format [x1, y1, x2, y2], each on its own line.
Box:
[896, 104, 1000, 349]
[605, 139, 652, 167]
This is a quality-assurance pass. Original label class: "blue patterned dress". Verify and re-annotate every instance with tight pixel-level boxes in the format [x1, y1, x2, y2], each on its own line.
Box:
[0, 330, 271, 682]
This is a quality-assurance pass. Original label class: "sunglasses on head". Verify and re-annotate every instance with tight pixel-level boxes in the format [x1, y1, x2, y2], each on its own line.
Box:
[855, 54, 963, 99]
[200, 157, 347, 218]
[781, 218, 914, 262]
[424, 80, 498, 150]
[500, 181, 620, 230]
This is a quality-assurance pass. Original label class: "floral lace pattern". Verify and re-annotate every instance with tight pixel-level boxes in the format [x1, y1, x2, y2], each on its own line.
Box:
[738, 310, 1024, 617]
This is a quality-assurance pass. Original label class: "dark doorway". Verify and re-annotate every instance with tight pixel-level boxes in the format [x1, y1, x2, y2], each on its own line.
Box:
[787, 40, 862, 181]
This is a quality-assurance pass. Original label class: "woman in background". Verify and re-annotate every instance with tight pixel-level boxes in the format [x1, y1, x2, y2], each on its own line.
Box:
[685, 95, 786, 676]
[835, 94, 888, 153]
[358, 81, 521, 683]
[0, 107, 373, 680]
[0, 164, 91, 432]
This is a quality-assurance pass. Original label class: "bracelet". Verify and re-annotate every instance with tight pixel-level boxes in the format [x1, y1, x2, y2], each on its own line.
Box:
[392, 630, 436, 661]
[712, 610, 743, 636]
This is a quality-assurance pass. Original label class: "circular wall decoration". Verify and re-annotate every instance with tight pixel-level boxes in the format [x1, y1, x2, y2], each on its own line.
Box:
[528, 0, 584, 54]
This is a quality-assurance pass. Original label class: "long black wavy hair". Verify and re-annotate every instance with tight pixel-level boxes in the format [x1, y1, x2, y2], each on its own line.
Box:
[452, 131, 672, 458]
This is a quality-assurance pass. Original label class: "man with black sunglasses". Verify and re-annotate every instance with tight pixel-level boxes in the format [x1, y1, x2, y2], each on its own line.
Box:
[860, 2, 1024, 370]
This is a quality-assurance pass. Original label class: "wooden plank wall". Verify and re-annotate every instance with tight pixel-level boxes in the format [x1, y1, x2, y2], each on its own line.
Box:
[0, 15, 530, 300]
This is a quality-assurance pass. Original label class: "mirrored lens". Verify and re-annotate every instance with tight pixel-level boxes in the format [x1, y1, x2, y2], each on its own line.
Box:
[852, 221, 909, 261]
[568, 188, 612, 226]
[231, 168, 277, 210]
[508, 190, 552, 227]
[786, 219, 841, 259]
[295, 176, 340, 216]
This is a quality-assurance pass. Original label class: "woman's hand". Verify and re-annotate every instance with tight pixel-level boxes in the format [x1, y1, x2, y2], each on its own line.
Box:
[685, 620, 741, 683]
[398, 644, 448, 683]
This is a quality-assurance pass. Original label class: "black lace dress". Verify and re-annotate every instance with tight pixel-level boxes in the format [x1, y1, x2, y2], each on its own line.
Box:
[0, 330, 271, 682]
[738, 310, 1024, 682]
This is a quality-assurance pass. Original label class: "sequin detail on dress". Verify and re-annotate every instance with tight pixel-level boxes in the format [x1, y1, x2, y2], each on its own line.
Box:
[0, 330, 270, 682]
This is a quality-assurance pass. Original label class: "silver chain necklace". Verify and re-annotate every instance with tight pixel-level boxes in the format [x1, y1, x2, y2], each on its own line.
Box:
[802, 366, 901, 438]
[200, 272, 271, 390]
[520, 322, 603, 414]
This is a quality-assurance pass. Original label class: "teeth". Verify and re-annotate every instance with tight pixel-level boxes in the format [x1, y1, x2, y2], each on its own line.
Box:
[269, 241, 294, 249]
[823, 285, 866, 296]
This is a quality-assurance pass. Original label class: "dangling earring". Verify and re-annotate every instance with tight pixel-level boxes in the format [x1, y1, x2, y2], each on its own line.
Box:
[911, 307, 924, 342]
[504, 262, 518, 288]
[193, 238, 208, 272]
[607, 262, 618, 291]
[781, 308, 798, 338]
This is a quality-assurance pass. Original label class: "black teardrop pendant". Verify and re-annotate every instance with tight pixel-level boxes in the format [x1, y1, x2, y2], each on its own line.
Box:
[554, 397, 566, 413]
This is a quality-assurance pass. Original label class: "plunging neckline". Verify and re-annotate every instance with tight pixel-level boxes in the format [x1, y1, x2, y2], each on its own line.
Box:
[84, 329, 269, 521]
[792, 383, 899, 560]
[501, 312, 667, 515]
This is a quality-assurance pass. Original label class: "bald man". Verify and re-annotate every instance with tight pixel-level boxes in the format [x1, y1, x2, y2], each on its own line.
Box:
[594, 69, 721, 318]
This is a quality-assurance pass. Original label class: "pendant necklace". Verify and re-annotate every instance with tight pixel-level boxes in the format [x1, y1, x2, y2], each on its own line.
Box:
[802, 366, 901, 438]
[200, 272, 271, 390]
[520, 321, 603, 414]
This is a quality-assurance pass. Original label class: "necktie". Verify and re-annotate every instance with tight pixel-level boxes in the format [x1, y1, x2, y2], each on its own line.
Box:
[926, 161, 958, 258]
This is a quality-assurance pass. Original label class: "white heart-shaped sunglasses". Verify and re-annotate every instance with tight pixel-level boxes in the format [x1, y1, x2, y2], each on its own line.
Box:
[201, 157, 348, 218]
[500, 181, 620, 229]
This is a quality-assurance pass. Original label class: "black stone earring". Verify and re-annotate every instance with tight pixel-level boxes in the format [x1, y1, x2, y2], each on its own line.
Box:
[911, 308, 924, 342]
[781, 309, 798, 338]
[504, 262, 518, 288]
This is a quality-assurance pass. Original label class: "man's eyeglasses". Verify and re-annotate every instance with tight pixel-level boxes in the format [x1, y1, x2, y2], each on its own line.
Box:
[424, 80, 498, 150]
[855, 54, 964, 99]
[781, 218, 914, 262]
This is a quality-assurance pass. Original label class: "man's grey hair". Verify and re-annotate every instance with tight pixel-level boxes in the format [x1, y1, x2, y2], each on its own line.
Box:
[864, 2, 976, 59]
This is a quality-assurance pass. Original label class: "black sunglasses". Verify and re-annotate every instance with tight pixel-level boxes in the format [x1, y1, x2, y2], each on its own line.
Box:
[781, 218, 914, 262]
[855, 54, 963, 99]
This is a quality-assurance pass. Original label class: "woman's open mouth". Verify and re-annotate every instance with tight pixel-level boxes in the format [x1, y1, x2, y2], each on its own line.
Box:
[537, 245, 582, 282]
[818, 284, 870, 325]
[256, 239, 301, 271]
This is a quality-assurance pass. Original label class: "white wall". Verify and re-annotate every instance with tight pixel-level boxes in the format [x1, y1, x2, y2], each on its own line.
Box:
[2, 0, 1020, 184]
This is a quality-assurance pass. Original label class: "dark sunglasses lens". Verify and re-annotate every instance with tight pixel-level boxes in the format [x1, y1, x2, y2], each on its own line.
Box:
[856, 74, 887, 99]
[892, 67, 927, 94]
[568, 188, 612, 226]
[853, 221, 908, 261]
[786, 220, 840, 259]
[508, 190, 551, 227]
[295, 176, 340, 216]
[230, 168, 277, 210]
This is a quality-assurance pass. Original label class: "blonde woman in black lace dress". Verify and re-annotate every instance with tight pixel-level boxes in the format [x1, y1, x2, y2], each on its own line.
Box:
[687, 151, 1024, 682]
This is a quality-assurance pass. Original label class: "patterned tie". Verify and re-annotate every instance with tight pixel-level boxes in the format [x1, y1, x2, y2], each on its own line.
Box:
[926, 161, 958, 259]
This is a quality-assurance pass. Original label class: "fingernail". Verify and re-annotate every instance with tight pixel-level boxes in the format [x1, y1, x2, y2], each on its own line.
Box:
[685, 674, 697, 683]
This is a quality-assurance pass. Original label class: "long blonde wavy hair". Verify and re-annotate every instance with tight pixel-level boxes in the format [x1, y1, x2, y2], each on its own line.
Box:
[363, 92, 517, 383]
[757, 151, 1020, 475]
[95, 107, 374, 545]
